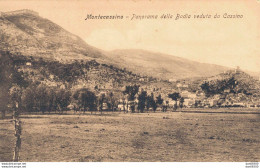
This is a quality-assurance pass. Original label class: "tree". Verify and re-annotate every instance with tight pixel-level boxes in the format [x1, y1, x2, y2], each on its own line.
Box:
[151, 99, 157, 112]
[162, 101, 169, 112]
[156, 94, 164, 105]
[168, 92, 180, 111]
[0, 51, 28, 118]
[0, 52, 26, 162]
[123, 85, 139, 101]
[179, 97, 185, 109]
[194, 100, 201, 108]
[107, 92, 116, 111]
[56, 88, 71, 113]
[73, 88, 97, 113]
[201, 81, 213, 97]
[122, 97, 126, 112]
[123, 85, 139, 112]
[156, 94, 164, 112]
[46, 87, 56, 113]
[201, 77, 239, 97]
[9, 86, 22, 117]
[34, 84, 50, 113]
[146, 94, 152, 111]
[149, 93, 157, 112]
[130, 102, 136, 113]
[21, 85, 36, 112]
[137, 90, 147, 113]
[98, 93, 106, 113]
[0, 52, 13, 118]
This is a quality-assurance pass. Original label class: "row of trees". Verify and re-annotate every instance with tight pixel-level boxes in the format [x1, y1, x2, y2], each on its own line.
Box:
[137, 91, 164, 113]
[122, 84, 185, 113]
[5, 81, 186, 115]
[22, 84, 182, 114]
[20, 84, 119, 114]
[122, 85, 164, 113]
[21, 84, 71, 113]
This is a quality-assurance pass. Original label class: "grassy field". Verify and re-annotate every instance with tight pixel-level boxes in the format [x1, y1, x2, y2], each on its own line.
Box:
[0, 111, 259, 162]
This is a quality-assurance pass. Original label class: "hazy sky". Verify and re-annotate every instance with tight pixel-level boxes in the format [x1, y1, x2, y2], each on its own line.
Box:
[0, 0, 259, 72]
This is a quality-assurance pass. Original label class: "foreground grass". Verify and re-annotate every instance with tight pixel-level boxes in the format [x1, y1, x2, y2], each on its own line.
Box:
[0, 112, 259, 162]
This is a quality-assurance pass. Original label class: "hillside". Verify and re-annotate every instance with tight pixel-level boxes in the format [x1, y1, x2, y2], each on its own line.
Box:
[0, 10, 104, 61]
[185, 68, 260, 105]
[202, 69, 260, 95]
[3, 51, 175, 94]
[104, 49, 230, 80]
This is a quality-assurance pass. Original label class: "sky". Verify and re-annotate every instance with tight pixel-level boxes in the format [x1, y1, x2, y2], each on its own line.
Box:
[0, 0, 259, 72]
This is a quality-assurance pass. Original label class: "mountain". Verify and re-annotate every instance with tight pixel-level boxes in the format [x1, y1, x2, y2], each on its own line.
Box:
[104, 49, 230, 80]
[0, 10, 176, 98]
[1, 9, 258, 82]
[0, 9, 104, 61]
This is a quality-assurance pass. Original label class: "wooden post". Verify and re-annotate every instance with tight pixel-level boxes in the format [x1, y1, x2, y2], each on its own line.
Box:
[13, 102, 22, 162]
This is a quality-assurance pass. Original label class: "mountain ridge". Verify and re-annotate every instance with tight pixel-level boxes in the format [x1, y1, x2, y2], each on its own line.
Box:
[1, 9, 259, 81]
[0, 10, 105, 61]
[103, 49, 231, 80]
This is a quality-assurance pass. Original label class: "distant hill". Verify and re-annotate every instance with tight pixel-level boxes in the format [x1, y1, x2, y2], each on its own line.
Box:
[184, 68, 260, 103]
[203, 68, 260, 95]
[104, 49, 230, 80]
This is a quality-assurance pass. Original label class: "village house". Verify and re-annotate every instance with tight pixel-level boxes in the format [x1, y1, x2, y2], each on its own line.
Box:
[181, 91, 196, 99]
[26, 62, 32, 66]
[183, 99, 195, 108]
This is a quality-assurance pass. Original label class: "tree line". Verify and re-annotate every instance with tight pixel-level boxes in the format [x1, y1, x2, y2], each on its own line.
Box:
[122, 84, 185, 113]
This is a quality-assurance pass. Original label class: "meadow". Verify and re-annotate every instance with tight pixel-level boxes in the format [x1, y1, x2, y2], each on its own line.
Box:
[0, 111, 259, 162]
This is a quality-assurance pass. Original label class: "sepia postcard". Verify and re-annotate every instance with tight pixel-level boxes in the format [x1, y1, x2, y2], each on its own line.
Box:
[0, 0, 259, 167]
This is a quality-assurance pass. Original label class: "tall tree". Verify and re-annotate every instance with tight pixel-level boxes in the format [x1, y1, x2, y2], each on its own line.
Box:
[137, 90, 147, 113]
[56, 88, 71, 113]
[0, 52, 13, 118]
[73, 88, 97, 113]
[0, 52, 27, 162]
[34, 84, 49, 113]
[149, 93, 157, 112]
[107, 92, 116, 111]
[0, 51, 28, 118]
[156, 94, 164, 106]
[21, 86, 35, 112]
[123, 85, 139, 112]
[98, 93, 106, 114]
[168, 92, 180, 111]
[46, 87, 56, 113]
[123, 85, 139, 100]
[179, 97, 185, 109]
